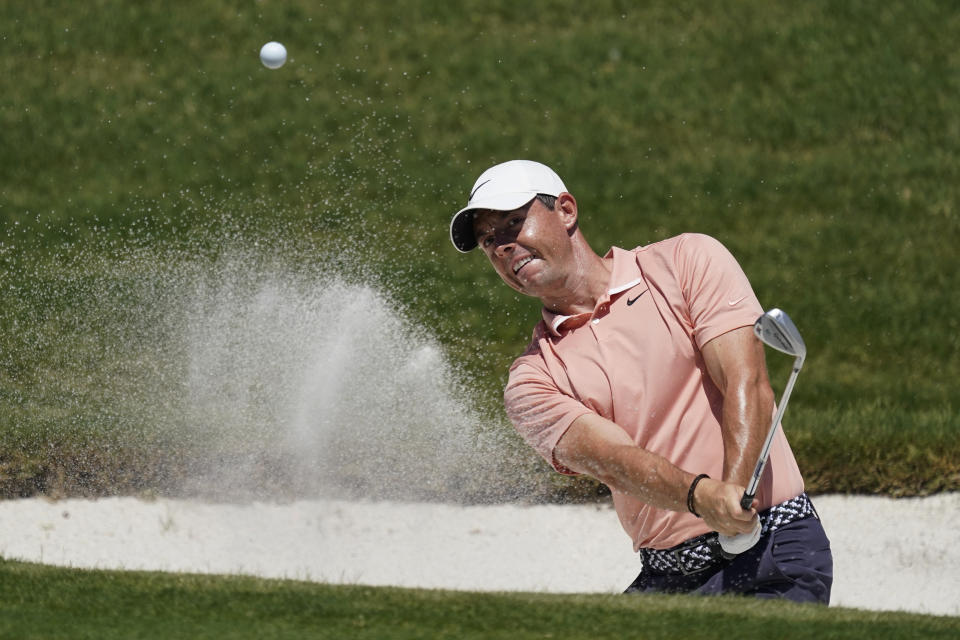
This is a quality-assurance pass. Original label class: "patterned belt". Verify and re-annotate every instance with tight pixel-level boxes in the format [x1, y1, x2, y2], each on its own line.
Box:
[639, 493, 818, 576]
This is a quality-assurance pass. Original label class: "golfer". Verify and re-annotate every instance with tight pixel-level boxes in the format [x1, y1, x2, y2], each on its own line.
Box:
[450, 160, 832, 603]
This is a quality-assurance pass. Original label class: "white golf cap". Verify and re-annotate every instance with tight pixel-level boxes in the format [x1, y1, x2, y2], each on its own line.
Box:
[449, 159, 567, 252]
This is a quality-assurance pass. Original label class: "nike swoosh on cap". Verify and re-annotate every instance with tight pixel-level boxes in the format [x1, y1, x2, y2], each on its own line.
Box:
[470, 179, 492, 201]
[728, 296, 747, 306]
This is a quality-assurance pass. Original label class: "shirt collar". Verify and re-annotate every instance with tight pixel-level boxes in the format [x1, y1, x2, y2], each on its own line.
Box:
[541, 246, 644, 336]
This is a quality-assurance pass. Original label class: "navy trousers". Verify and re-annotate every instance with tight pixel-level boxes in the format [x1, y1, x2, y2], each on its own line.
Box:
[625, 517, 833, 604]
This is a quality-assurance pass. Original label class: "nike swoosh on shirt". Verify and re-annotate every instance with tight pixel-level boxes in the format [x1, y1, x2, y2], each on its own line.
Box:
[728, 296, 747, 306]
[627, 291, 647, 306]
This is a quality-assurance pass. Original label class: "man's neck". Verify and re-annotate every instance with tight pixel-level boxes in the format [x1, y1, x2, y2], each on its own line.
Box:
[541, 250, 612, 316]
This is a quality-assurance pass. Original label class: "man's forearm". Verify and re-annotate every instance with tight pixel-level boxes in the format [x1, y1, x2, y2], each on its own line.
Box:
[721, 375, 775, 488]
[555, 412, 762, 537]
[700, 326, 777, 489]
[555, 413, 693, 512]
[581, 443, 693, 512]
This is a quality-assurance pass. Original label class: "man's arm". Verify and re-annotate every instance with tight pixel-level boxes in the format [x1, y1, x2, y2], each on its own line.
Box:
[700, 325, 776, 491]
[553, 411, 758, 537]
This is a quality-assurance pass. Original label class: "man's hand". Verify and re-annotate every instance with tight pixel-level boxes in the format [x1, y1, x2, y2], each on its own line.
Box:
[692, 476, 759, 537]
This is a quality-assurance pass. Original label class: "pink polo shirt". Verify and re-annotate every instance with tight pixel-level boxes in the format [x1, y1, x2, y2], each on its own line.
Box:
[504, 233, 804, 551]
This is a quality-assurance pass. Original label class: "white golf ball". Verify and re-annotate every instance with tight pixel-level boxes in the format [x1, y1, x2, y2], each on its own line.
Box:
[259, 41, 287, 69]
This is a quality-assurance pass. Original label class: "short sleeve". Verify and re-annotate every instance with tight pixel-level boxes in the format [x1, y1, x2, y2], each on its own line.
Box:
[673, 234, 764, 348]
[504, 356, 594, 475]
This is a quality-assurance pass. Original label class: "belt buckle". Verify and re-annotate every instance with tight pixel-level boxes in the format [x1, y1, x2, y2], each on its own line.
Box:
[674, 548, 697, 575]
[673, 539, 712, 576]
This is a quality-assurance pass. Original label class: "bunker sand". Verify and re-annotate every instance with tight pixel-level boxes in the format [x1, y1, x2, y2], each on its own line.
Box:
[0, 493, 956, 617]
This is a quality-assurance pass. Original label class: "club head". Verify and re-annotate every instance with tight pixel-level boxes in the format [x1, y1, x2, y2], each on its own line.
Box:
[754, 308, 806, 365]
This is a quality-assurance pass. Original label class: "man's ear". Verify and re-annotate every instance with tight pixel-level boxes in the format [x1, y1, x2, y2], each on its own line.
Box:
[556, 192, 578, 231]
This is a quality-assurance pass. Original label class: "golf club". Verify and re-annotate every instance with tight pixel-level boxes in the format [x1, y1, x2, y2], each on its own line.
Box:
[718, 308, 806, 556]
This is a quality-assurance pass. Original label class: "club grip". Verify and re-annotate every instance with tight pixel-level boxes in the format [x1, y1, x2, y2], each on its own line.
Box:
[740, 492, 754, 511]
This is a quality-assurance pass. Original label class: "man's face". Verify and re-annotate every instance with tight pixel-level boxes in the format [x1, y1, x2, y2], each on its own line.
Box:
[471, 196, 574, 299]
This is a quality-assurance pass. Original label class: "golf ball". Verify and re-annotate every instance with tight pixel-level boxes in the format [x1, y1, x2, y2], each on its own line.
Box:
[259, 41, 287, 69]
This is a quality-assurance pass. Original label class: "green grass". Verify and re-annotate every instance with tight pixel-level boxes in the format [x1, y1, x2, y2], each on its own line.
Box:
[2, 0, 958, 498]
[1, 1, 959, 634]
[1, 558, 956, 639]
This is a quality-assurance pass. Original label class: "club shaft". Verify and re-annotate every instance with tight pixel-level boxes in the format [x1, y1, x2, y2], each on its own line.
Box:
[739, 360, 803, 509]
